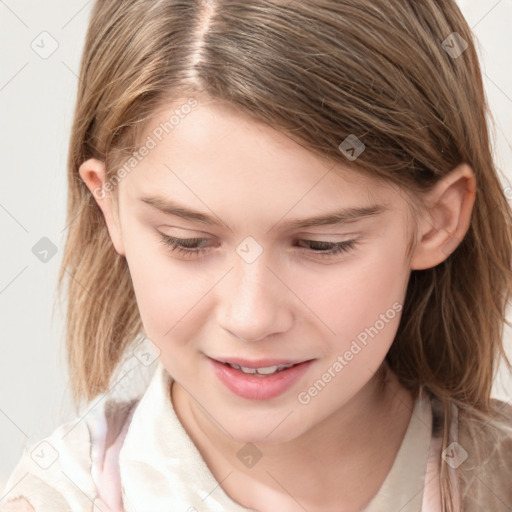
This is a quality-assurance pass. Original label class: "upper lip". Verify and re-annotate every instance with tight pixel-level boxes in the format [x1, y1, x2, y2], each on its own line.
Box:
[210, 356, 313, 368]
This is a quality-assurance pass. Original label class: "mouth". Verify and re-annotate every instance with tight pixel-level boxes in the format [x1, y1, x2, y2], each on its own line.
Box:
[212, 356, 313, 375]
[208, 356, 315, 400]
[221, 361, 302, 376]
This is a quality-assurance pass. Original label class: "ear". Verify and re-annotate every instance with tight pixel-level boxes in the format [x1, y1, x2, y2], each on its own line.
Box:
[78, 158, 126, 257]
[410, 163, 476, 270]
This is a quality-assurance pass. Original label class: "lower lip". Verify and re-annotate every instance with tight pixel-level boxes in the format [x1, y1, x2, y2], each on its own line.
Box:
[209, 358, 313, 401]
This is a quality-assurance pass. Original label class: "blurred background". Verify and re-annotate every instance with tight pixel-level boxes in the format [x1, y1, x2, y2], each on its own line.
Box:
[1, 0, 512, 493]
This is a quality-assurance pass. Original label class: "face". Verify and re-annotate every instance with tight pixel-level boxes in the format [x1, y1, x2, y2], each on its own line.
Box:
[97, 97, 420, 444]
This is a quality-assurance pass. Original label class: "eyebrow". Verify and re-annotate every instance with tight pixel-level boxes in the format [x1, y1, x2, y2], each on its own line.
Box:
[139, 195, 387, 230]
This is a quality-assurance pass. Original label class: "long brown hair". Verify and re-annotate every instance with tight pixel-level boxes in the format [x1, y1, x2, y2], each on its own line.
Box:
[58, 1, 512, 509]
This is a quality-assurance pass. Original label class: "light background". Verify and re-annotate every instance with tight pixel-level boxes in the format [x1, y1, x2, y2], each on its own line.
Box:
[1, 0, 512, 491]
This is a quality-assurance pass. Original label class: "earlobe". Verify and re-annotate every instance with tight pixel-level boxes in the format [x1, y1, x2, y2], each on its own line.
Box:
[78, 158, 126, 257]
[410, 163, 476, 270]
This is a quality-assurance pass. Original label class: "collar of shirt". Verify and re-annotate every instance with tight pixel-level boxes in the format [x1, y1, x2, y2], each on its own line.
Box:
[117, 360, 438, 512]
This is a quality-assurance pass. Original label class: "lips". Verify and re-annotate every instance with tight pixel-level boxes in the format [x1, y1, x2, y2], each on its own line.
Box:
[215, 357, 309, 368]
[213, 357, 311, 376]
[208, 356, 314, 400]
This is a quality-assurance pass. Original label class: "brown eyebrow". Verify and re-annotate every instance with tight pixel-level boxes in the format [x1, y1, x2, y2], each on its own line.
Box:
[139, 195, 387, 230]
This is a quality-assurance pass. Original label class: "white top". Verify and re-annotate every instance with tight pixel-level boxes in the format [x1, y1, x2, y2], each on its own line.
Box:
[1, 361, 449, 511]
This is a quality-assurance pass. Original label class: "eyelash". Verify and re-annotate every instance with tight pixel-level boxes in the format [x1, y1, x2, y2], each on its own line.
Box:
[158, 234, 358, 259]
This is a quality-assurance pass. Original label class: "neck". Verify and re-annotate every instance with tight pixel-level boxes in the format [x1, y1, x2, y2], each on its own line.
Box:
[171, 364, 415, 512]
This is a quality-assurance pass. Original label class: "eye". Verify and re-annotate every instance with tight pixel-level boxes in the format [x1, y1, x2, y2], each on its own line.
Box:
[159, 235, 211, 258]
[295, 239, 358, 258]
[159, 234, 358, 260]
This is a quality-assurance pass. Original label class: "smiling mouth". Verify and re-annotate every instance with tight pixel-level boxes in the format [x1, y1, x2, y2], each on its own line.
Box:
[223, 361, 298, 376]
[210, 357, 315, 400]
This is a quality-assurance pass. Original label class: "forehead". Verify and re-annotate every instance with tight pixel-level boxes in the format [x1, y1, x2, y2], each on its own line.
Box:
[120, 98, 402, 220]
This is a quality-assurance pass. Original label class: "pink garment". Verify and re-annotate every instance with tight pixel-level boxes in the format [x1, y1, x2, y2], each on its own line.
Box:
[87, 401, 137, 512]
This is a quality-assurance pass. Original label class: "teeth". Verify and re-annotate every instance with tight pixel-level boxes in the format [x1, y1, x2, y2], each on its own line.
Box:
[240, 366, 257, 374]
[227, 362, 295, 375]
[254, 365, 279, 375]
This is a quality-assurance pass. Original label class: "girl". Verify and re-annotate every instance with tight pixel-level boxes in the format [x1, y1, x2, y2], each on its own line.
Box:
[2, 0, 512, 511]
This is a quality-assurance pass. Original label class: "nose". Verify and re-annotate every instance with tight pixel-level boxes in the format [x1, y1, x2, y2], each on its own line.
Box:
[217, 252, 293, 343]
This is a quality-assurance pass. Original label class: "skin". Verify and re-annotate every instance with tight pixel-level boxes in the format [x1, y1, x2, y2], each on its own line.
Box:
[79, 96, 476, 512]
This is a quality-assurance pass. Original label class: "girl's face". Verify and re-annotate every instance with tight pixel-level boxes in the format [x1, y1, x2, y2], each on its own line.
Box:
[104, 98, 418, 443]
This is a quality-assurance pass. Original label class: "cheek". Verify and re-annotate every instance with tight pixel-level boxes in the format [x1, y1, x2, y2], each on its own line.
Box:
[295, 240, 408, 408]
[303, 234, 409, 357]
[122, 227, 210, 343]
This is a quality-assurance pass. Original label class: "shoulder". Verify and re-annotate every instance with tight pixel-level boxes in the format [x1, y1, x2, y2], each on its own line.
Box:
[0, 498, 34, 512]
[457, 398, 512, 511]
[0, 412, 92, 512]
[0, 398, 139, 512]
[458, 398, 512, 456]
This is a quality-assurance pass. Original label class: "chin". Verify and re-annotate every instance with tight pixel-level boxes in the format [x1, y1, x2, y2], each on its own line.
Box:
[228, 418, 307, 446]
